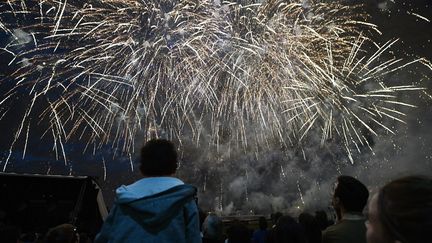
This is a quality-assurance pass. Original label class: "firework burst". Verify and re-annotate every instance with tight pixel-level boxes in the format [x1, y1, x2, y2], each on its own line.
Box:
[0, 0, 429, 170]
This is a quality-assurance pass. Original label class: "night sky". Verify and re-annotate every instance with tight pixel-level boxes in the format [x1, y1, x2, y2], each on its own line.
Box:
[0, 0, 431, 212]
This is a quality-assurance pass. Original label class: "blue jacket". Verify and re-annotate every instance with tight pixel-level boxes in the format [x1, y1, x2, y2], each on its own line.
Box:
[95, 177, 202, 243]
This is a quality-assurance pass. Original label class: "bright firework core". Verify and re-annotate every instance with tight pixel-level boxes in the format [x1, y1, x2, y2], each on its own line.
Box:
[0, 0, 431, 213]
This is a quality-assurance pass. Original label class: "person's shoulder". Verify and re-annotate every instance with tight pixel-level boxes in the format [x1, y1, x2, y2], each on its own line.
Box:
[322, 224, 340, 243]
[322, 222, 344, 237]
[323, 222, 339, 231]
[323, 220, 366, 243]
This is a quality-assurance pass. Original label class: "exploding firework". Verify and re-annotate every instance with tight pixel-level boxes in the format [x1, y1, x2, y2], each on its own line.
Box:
[0, 0, 429, 171]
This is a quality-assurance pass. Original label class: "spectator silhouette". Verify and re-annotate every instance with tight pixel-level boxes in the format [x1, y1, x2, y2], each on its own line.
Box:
[44, 224, 79, 243]
[267, 215, 306, 243]
[252, 216, 269, 243]
[95, 139, 201, 243]
[366, 176, 432, 243]
[314, 210, 331, 231]
[226, 220, 251, 243]
[299, 212, 321, 243]
[199, 208, 208, 233]
[322, 175, 369, 243]
[202, 213, 224, 243]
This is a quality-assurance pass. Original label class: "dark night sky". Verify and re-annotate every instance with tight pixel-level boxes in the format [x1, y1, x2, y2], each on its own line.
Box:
[0, 0, 431, 211]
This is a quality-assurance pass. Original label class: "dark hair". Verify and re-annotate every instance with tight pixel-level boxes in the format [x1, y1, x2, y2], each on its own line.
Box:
[226, 221, 251, 243]
[334, 175, 369, 212]
[378, 176, 432, 243]
[203, 213, 224, 241]
[139, 139, 178, 176]
[298, 213, 321, 243]
[44, 224, 78, 243]
[314, 210, 330, 230]
[258, 216, 268, 230]
[272, 216, 306, 243]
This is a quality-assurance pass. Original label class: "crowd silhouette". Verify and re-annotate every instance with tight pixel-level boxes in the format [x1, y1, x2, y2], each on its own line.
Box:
[1, 139, 431, 243]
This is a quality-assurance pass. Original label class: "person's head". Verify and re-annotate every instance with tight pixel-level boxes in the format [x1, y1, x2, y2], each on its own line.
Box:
[366, 176, 432, 243]
[199, 208, 207, 231]
[139, 139, 178, 176]
[298, 212, 314, 225]
[314, 210, 330, 230]
[258, 216, 268, 230]
[299, 213, 321, 243]
[226, 221, 251, 243]
[273, 215, 306, 243]
[333, 175, 369, 218]
[202, 213, 224, 241]
[44, 224, 79, 243]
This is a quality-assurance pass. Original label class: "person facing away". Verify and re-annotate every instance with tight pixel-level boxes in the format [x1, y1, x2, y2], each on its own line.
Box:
[298, 212, 322, 243]
[322, 175, 369, 243]
[315, 210, 331, 231]
[252, 216, 269, 243]
[44, 224, 79, 243]
[226, 220, 252, 243]
[266, 215, 306, 243]
[365, 176, 432, 243]
[95, 139, 201, 243]
[202, 213, 224, 243]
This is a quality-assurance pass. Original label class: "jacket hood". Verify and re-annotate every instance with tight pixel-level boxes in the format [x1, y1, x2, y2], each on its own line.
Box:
[116, 177, 185, 203]
[115, 182, 197, 227]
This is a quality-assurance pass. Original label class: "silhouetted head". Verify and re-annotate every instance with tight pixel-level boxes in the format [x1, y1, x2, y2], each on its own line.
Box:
[258, 216, 268, 230]
[226, 221, 251, 243]
[299, 213, 321, 243]
[366, 176, 432, 243]
[273, 215, 306, 243]
[44, 224, 79, 243]
[315, 210, 330, 230]
[139, 139, 178, 176]
[203, 213, 224, 241]
[333, 175, 369, 215]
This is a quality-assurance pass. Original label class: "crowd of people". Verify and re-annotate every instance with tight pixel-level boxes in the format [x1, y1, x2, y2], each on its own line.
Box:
[1, 139, 432, 243]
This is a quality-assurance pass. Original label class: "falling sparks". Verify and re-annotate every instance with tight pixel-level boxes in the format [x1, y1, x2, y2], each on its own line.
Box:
[0, 0, 430, 172]
[297, 180, 305, 206]
[128, 153, 134, 172]
[102, 157, 107, 181]
[407, 11, 430, 23]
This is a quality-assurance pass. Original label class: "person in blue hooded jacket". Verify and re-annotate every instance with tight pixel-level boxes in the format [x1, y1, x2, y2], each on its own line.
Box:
[95, 139, 202, 243]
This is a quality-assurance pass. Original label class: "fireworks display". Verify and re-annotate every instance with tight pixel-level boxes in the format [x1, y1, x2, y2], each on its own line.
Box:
[0, 0, 431, 212]
[1, 0, 428, 168]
